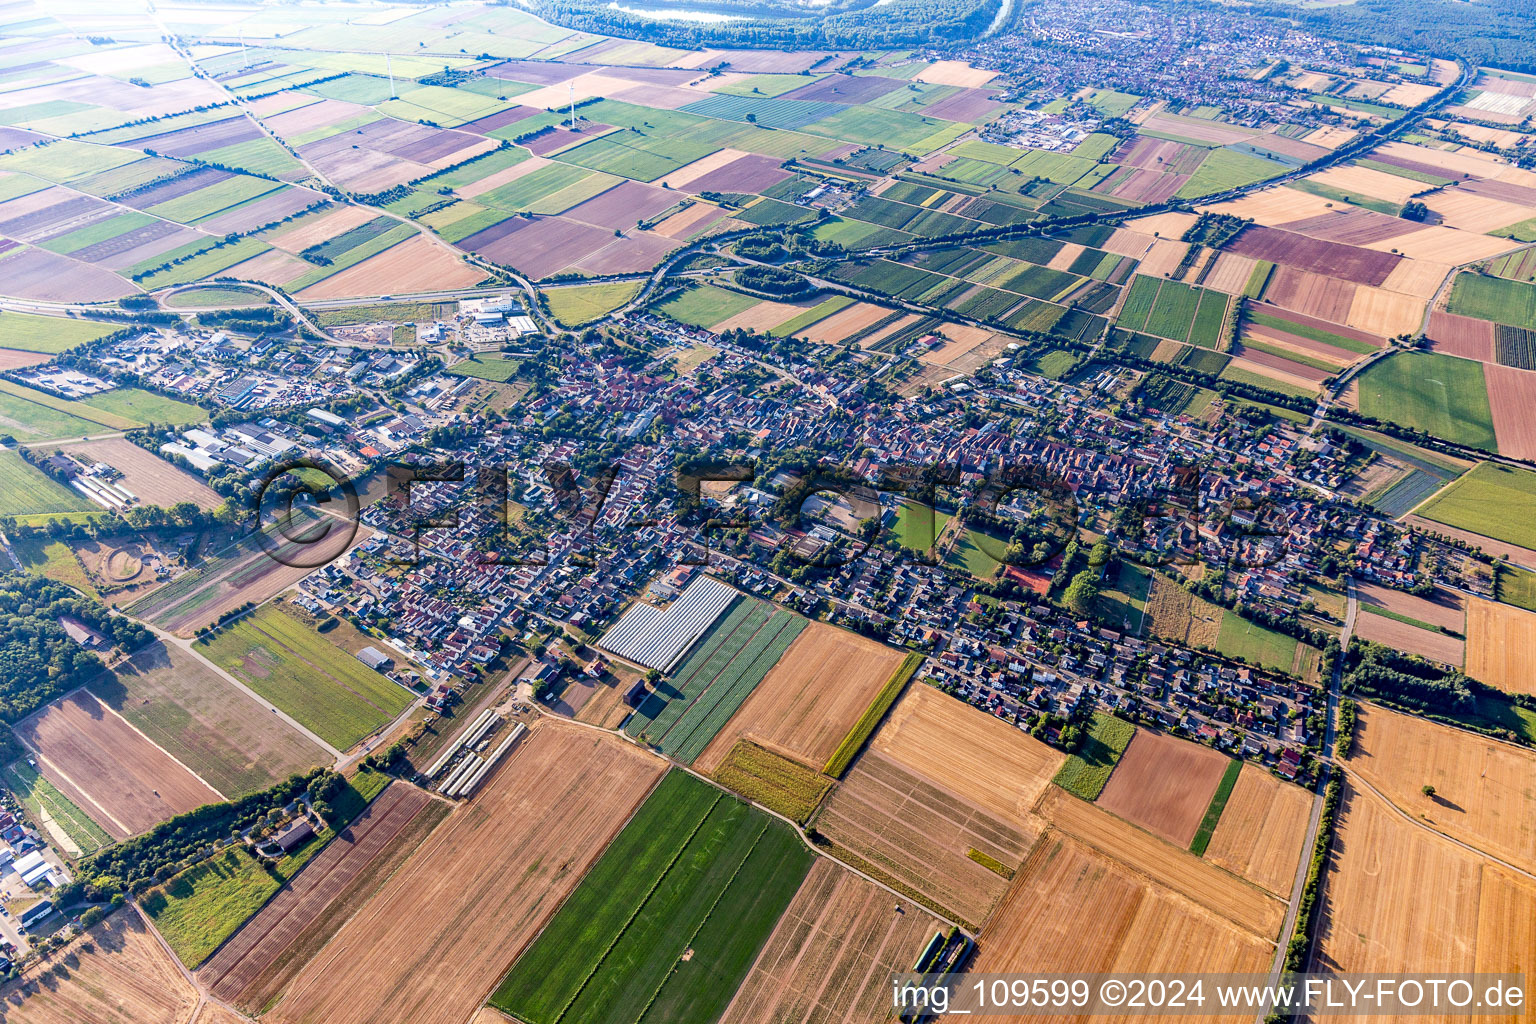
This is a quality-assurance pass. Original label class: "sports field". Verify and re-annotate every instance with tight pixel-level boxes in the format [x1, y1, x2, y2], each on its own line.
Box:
[195, 604, 413, 751]
[490, 769, 813, 1024]
[1355, 351, 1497, 451]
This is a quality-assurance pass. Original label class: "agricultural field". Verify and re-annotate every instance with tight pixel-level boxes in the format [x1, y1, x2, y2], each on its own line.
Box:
[0, 310, 124, 353]
[195, 604, 414, 751]
[1317, 777, 1536, 988]
[1416, 461, 1536, 550]
[15, 689, 221, 840]
[143, 845, 292, 968]
[0, 389, 103, 445]
[1052, 712, 1136, 800]
[720, 858, 943, 1024]
[1095, 728, 1233, 847]
[3, 760, 112, 857]
[268, 721, 664, 1024]
[626, 596, 807, 763]
[708, 740, 831, 823]
[1466, 595, 1536, 695]
[126, 512, 362, 634]
[693, 620, 908, 775]
[0, 910, 197, 1024]
[1347, 704, 1536, 877]
[41, 437, 222, 509]
[1355, 351, 1498, 451]
[1203, 765, 1313, 896]
[812, 686, 1061, 927]
[490, 769, 812, 1024]
[199, 783, 448, 1011]
[88, 641, 327, 798]
[545, 280, 642, 326]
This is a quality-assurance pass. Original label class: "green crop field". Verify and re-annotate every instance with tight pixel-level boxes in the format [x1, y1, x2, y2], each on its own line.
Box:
[1052, 713, 1135, 800]
[1214, 613, 1301, 674]
[164, 285, 271, 308]
[892, 499, 952, 552]
[5, 761, 112, 856]
[0, 450, 96, 515]
[769, 295, 853, 337]
[559, 130, 721, 182]
[1355, 351, 1496, 451]
[546, 280, 642, 327]
[137, 238, 272, 289]
[490, 770, 812, 1024]
[804, 105, 965, 153]
[1188, 289, 1229, 348]
[1418, 462, 1536, 549]
[11, 534, 97, 594]
[479, 163, 611, 213]
[0, 310, 123, 353]
[1143, 280, 1201, 343]
[943, 525, 1010, 580]
[653, 283, 757, 329]
[1497, 564, 1536, 613]
[1175, 149, 1285, 198]
[196, 605, 414, 750]
[142, 846, 284, 967]
[75, 388, 207, 427]
[627, 597, 807, 763]
[447, 355, 522, 382]
[145, 175, 281, 223]
[1117, 275, 1160, 332]
[1247, 310, 1376, 355]
[1447, 272, 1536, 331]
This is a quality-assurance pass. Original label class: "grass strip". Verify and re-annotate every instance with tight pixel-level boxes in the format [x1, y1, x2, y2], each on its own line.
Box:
[1189, 757, 1242, 855]
[966, 847, 1015, 879]
[823, 652, 922, 778]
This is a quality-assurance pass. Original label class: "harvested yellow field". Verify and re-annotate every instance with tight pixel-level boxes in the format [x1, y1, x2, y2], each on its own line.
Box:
[1348, 704, 1536, 875]
[1380, 81, 1441, 106]
[1346, 285, 1425, 336]
[3, 909, 196, 1024]
[1380, 140, 1507, 179]
[1439, 121, 1529, 149]
[694, 621, 907, 774]
[1135, 238, 1190, 279]
[267, 205, 379, 252]
[1308, 164, 1425, 204]
[1465, 595, 1536, 696]
[1036, 786, 1287, 938]
[713, 297, 816, 333]
[798, 301, 891, 344]
[1149, 338, 1184, 361]
[663, 147, 750, 189]
[1382, 257, 1451, 298]
[1129, 211, 1199, 238]
[1424, 190, 1536, 234]
[1366, 225, 1521, 262]
[650, 201, 724, 239]
[914, 59, 996, 88]
[871, 684, 1065, 824]
[1047, 242, 1087, 271]
[922, 323, 998, 365]
[1304, 124, 1359, 149]
[1202, 186, 1333, 225]
[1204, 764, 1313, 897]
[1227, 355, 1323, 394]
[1202, 251, 1260, 294]
[1101, 227, 1156, 259]
[1318, 780, 1483, 983]
[455, 157, 553, 200]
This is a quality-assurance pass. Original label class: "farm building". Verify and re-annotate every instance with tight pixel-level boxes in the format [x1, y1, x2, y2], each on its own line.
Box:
[18, 900, 53, 930]
[599, 574, 737, 671]
[274, 818, 315, 854]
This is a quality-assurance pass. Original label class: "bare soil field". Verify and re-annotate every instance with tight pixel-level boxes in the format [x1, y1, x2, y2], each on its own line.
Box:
[1035, 786, 1287, 938]
[0, 909, 196, 1024]
[1345, 284, 1425, 337]
[0, 348, 49, 370]
[1227, 225, 1401, 286]
[713, 297, 816, 333]
[1095, 729, 1231, 847]
[1348, 704, 1536, 876]
[16, 690, 220, 839]
[694, 621, 907, 774]
[298, 235, 485, 300]
[1465, 595, 1536, 696]
[1204, 764, 1312, 897]
[1201, 251, 1260, 294]
[1484, 363, 1536, 462]
[1260, 266, 1358, 323]
[922, 324, 997, 366]
[870, 685, 1064, 823]
[720, 858, 941, 1024]
[266, 720, 664, 1024]
[1428, 311, 1495, 361]
[200, 783, 448, 1011]
[1358, 582, 1465, 630]
[48, 436, 220, 509]
[266, 204, 377, 253]
[813, 747, 1037, 928]
[1355, 609, 1465, 666]
[89, 641, 326, 798]
[971, 830, 1274, 1024]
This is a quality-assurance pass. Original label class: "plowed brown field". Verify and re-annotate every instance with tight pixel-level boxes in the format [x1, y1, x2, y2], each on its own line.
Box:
[2, 909, 195, 1024]
[1204, 764, 1312, 897]
[266, 721, 664, 1024]
[1095, 729, 1231, 847]
[15, 690, 220, 839]
[695, 622, 907, 774]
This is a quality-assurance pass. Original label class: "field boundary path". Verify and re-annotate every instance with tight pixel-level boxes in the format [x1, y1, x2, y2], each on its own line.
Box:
[1256, 581, 1354, 1019]
[132, 901, 258, 1024]
[142, 623, 345, 760]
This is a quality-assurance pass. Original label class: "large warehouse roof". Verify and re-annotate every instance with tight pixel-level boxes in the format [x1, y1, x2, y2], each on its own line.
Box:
[599, 575, 737, 671]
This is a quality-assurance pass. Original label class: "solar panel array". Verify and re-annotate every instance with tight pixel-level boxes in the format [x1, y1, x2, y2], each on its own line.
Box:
[598, 575, 738, 671]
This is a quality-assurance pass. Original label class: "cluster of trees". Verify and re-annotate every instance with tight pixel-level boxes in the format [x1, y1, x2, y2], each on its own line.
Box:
[734, 264, 812, 297]
[85, 768, 329, 895]
[1342, 640, 1474, 712]
[0, 574, 152, 722]
[196, 305, 294, 335]
[1254, 0, 1536, 75]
